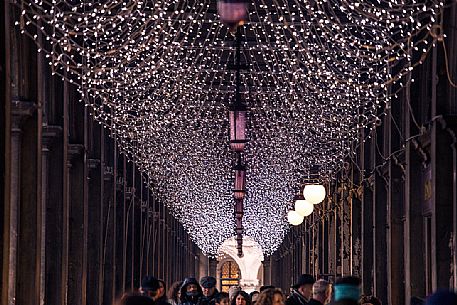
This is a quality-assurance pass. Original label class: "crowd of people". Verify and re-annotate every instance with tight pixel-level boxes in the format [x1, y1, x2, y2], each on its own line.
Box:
[115, 274, 457, 305]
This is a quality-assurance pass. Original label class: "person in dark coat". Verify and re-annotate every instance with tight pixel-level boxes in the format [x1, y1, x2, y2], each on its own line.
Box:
[425, 290, 457, 305]
[180, 277, 208, 305]
[200, 276, 219, 305]
[140, 275, 161, 300]
[117, 292, 155, 305]
[330, 276, 360, 305]
[308, 280, 332, 305]
[285, 274, 316, 305]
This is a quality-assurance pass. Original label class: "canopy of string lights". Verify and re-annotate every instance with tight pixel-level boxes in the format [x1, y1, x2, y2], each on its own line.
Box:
[18, 0, 443, 255]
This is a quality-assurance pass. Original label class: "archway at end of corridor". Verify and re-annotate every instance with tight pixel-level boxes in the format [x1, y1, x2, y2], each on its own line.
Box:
[216, 236, 264, 293]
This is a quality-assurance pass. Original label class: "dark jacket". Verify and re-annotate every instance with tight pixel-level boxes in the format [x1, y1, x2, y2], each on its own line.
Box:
[202, 289, 219, 305]
[179, 278, 208, 305]
[285, 290, 309, 305]
[157, 296, 172, 305]
[307, 299, 323, 305]
[329, 300, 358, 305]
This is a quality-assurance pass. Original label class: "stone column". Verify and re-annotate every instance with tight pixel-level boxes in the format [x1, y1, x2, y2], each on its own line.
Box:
[41, 126, 62, 305]
[66, 144, 84, 305]
[8, 100, 35, 305]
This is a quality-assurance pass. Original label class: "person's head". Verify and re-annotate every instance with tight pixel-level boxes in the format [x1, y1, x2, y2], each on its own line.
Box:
[259, 286, 275, 293]
[180, 277, 203, 303]
[215, 292, 230, 305]
[117, 292, 155, 305]
[140, 276, 160, 300]
[167, 281, 183, 303]
[312, 280, 332, 305]
[229, 286, 242, 302]
[158, 280, 166, 299]
[425, 290, 457, 305]
[255, 288, 284, 305]
[359, 295, 381, 305]
[200, 276, 217, 297]
[250, 291, 260, 305]
[333, 276, 361, 304]
[230, 291, 251, 305]
[292, 274, 315, 301]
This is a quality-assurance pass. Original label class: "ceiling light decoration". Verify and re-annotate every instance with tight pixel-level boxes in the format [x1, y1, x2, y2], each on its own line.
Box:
[294, 199, 314, 218]
[17, 0, 444, 256]
[287, 210, 304, 226]
[303, 184, 326, 205]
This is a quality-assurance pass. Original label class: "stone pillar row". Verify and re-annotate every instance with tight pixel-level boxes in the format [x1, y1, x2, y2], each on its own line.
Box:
[270, 13, 457, 305]
[1, 11, 202, 305]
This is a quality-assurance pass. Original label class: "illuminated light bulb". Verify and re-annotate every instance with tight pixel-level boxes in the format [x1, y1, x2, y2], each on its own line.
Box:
[287, 210, 304, 226]
[294, 199, 314, 217]
[303, 184, 326, 205]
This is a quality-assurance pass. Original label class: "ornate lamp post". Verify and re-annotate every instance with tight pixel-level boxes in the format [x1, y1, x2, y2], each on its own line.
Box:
[217, 0, 248, 33]
[233, 154, 246, 200]
[233, 153, 246, 257]
[219, 1, 249, 258]
[229, 101, 247, 152]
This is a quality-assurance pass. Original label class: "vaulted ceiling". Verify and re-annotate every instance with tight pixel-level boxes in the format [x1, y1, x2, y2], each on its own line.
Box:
[20, 0, 442, 255]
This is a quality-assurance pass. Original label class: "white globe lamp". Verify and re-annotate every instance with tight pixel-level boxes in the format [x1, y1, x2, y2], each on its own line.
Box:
[294, 199, 314, 217]
[287, 210, 304, 226]
[303, 184, 326, 205]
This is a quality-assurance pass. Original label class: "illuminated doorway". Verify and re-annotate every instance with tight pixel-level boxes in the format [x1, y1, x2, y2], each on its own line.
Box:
[220, 260, 240, 292]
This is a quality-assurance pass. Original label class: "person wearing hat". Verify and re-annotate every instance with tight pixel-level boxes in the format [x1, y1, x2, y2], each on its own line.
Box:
[285, 274, 316, 305]
[140, 275, 161, 300]
[200, 276, 219, 305]
[330, 276, 360, 305]
[179, 277, 208, 305]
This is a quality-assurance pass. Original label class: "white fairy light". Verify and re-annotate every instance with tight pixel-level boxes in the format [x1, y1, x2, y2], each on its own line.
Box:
[17, 0, 444, 256]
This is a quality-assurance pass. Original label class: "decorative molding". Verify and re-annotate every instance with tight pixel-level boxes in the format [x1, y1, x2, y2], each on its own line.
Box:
[67, 144, 84, 168]
[104, 165, 113, 181]
[11, 100, 36, 130]
[42, 125, 62, 150]
[87, 158, 101, 170]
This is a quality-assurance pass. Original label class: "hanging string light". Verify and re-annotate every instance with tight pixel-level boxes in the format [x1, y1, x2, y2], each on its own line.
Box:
[16, 0, 445, 256]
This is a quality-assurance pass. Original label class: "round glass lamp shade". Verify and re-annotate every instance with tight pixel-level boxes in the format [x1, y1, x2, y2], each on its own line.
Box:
[287, 210, 304, 226]
[294, 199, 314, 217]
[303, 184, 326, 205]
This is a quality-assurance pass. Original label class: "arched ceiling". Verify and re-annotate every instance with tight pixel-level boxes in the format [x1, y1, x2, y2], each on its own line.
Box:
[19, 0, 443, 255]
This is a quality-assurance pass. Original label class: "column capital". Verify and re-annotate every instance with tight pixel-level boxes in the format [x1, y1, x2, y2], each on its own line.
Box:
[11, 100, 36, 131]
[42, 125, 62, 152]
[87, 159, 101, 170]
[104, 165, 113, 181]
[67, 144, 84, 167]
